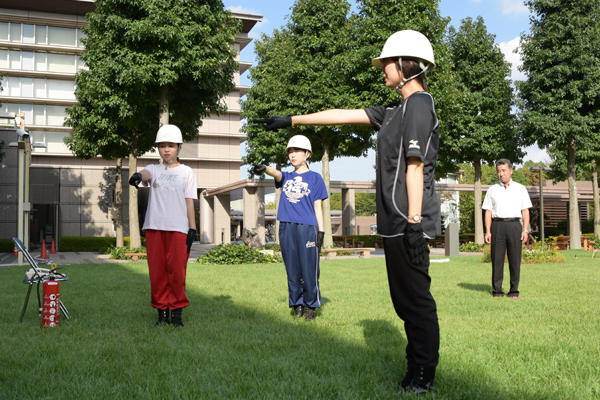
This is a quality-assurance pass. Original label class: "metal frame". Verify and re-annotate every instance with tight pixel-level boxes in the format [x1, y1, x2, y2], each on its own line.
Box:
[12, 237, 70, 323]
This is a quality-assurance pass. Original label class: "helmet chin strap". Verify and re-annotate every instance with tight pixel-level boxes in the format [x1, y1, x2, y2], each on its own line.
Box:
[395, 58, 429, 94]
[294, 151, 310, 171]
[162, 144, 182, 170]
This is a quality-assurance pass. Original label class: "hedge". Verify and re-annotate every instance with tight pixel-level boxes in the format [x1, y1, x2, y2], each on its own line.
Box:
[59, 237, 146, 252]
[0, 239, 15, 253]
[333, 235, 381, 247]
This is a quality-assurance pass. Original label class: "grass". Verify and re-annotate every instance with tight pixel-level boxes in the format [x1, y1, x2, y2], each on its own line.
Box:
[1, 250, 599, 399]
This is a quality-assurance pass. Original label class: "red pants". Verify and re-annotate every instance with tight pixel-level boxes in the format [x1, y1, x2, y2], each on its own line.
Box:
[145, 230, 189, 310]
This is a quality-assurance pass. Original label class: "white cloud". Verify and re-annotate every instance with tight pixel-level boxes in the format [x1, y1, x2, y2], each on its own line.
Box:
[499, 36, 526, 82]
[522, 145, 550, 165]
[499, 0, 529, 16]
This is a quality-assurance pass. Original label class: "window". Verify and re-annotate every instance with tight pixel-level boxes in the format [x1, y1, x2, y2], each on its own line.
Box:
[21, 78, 34, 97]
[0, 22, 8, 41]
[47, 80, 75, 100]
[0, 49, 7, 68]
[8, 76, 20, 96]
[22, 51, 35, 70]
[9, 50, 20, 69]
[10, 23, 21, 43]
[33, 105, 46, 125]
[47, 53, 76, 73]
[35, 25, 47, 45]
[48, 26, 76, 47]
[23, 24, 35, 44]
[35, 52, 47, 71]
[46, 105, 67, 126]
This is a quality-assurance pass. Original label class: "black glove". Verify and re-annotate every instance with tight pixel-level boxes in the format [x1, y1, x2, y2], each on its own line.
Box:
[253, 116, 292, 132]
[404, 223, 428, 265]
[316, 231, 325, 249]
[186, 228, 196, 253]
[252, 164, 266, 174]
[129, 172, 142, 189]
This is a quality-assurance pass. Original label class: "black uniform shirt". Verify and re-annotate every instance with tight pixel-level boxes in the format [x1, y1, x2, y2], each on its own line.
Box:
[365, 92, 440, 238]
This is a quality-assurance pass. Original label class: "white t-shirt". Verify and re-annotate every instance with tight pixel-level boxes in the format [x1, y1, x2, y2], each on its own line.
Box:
[482, 179, 532, 218]
[141, 164, 198, 234]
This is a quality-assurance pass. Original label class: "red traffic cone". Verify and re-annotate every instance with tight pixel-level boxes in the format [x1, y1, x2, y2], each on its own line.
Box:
[13, 243, 18, 256]
[40, 239, 49, 259]
[50, 239, 57, 254]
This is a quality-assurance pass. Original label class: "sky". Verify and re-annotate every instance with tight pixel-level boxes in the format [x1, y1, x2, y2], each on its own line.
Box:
[223, 0, 549, 182]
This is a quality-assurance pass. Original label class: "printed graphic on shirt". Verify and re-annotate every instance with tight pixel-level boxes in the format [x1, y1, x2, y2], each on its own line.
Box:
[283, 176, 311, 203]
[409, 139, 420, 149]
[152, 172, 180, 191]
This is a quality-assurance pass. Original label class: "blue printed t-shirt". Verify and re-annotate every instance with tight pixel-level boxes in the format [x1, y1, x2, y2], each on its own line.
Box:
[275, 170, 328, 227]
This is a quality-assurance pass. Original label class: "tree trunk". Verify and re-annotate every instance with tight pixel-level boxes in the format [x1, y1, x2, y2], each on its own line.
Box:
[592, 159, 599, 238]
[115, 158, 124, 248]
[474, 158, 484, 244]
[321, 143, 332, 248]
[129, 138, 141, 248]
[567, 139, 581, 249]
[159, 85, 169, 126]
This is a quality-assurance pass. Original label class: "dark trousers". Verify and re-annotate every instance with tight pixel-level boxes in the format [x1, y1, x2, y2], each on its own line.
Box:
[383, 236, 439, 368]
[279, 222, 321, 308]
[490, 220, 522, 296]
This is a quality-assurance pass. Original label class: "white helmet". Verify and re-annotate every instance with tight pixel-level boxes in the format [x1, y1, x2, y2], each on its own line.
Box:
[372, 30, 435, 70]
[155, 124, 183, 144]
[286, 135, 312, 153]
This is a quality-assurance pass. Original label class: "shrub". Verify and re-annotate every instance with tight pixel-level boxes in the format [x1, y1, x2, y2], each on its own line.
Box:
[0, 239, 14, 253]
[459, 241, 484, 252]
[196, 243, 282, 265]
[332, 235, 381, 247]
[108, 246, 147, 260]
[58, 236, 146, 252]
[263, 243, 281, 252]
[480, 239, 564, 264]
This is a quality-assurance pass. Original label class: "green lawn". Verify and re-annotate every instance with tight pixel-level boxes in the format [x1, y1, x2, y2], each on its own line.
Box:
[1, 251, 599, 399]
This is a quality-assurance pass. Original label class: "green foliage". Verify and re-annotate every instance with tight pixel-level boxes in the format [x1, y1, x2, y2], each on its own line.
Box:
[332, 235, 381, 248]
[0, 239, 14, 253]
[458, 192, 476, 234]
[594, 235, 600, 250]
[196, 243, 282, 265]
[329, 193, 377, 216]
[59, 236, 146, 252]
[263, 243, 281, 252]
[65, 0, 241, 160]
[108, 246, 147, 260]
[459, 241, 484, 252]
[480, 238, 565, 264]
[445, 17, 522, 169]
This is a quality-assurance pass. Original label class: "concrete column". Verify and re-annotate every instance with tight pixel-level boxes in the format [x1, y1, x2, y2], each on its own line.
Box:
[199, 193, 214, 244]
[445, 222, 460, 256]
[342, 188, 356, 235]
[243, 186, 266, 245]
[214, 194, 231, 244]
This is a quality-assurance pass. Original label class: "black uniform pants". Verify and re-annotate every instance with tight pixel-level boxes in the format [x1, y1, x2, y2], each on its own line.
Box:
[490, 220, 522, 296]
[383, 236, 439, 368]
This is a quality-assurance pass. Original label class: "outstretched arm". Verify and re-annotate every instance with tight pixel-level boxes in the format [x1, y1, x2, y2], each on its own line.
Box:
[292, 109, 372, 126]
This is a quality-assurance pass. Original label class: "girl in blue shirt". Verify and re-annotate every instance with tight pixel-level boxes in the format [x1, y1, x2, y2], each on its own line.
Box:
[253, 135, 328, 321]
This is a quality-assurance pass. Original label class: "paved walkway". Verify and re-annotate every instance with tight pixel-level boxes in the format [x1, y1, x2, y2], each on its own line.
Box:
[1, 243, 480, 267]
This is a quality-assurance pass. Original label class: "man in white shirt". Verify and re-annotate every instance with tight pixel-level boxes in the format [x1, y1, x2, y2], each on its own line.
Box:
[482, 159, 532, 299]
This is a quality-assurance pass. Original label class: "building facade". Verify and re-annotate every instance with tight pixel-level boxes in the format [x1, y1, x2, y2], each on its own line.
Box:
[0, 1, 261, 245]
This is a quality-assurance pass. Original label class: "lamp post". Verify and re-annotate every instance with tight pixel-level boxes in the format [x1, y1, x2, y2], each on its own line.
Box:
[529, 167, 552, 242]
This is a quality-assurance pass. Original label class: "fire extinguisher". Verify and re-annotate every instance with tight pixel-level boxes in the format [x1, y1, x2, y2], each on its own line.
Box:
[42, 277, 60, 329]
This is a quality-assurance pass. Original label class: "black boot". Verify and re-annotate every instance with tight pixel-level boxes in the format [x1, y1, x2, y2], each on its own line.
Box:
[405, 366, 436, 394]
[171, 308, 184, 327]
[305, 307, 316, 321]
[293, 305, 305, 318]
[155, 309, 170, 326]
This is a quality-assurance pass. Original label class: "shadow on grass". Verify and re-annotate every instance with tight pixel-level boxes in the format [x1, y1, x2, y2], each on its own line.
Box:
[458, 282, 491, 293]
[0, 262, 543, 400]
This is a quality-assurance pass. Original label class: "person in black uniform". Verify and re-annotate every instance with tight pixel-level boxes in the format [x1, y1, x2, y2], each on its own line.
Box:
[254, 30, 440, 394]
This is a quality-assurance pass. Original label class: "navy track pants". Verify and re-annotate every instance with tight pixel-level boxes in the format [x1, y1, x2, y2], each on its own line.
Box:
[279, 222, 321, 309]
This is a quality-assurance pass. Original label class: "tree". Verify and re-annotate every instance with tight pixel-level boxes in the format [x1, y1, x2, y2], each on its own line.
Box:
[242, 0, 375, 248]
[65, 0, 240, 247]
[243, 0, 452, 247]
[518, 0, 600, 249]
[445, 17, 522, 244]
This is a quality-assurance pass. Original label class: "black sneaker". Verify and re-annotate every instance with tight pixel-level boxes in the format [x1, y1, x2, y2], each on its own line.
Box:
[293, 305, 305, 318]
[405, 366, 436, 394]
[305, 307, 316, 321]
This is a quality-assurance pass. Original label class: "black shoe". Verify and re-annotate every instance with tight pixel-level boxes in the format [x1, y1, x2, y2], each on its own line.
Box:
[397, 364, 416, 390]
[293, 305, 305, 318]
[305, 307, 316, 321]
[171, 308, 184, 328]
[155, 309, 170, 326]
[405, 366, 436, 394]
